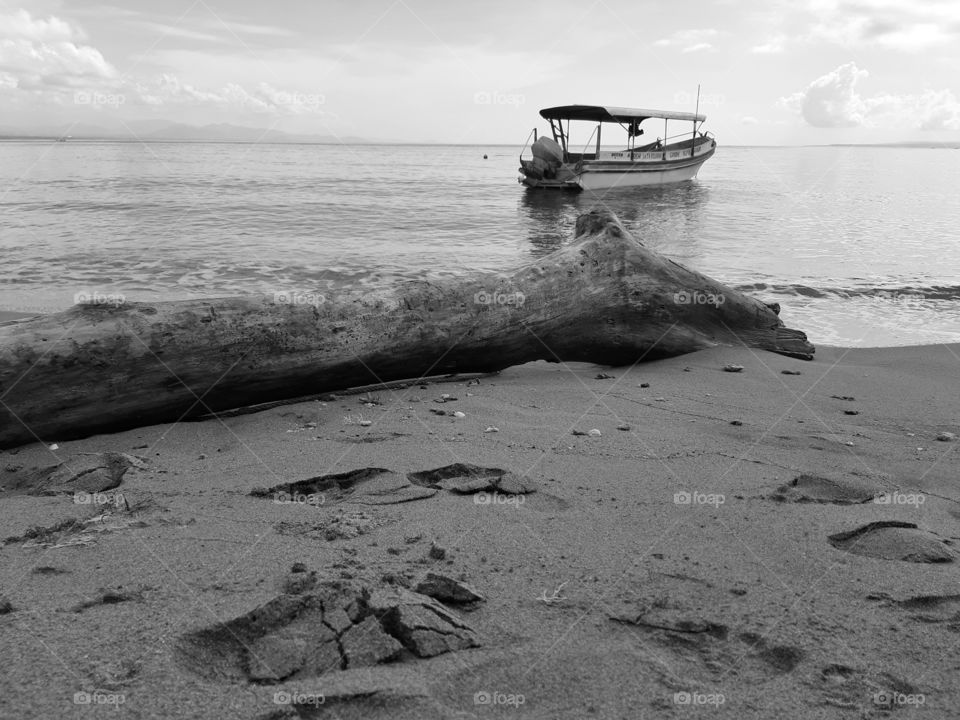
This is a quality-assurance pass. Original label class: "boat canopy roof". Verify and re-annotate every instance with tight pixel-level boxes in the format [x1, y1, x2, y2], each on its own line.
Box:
[540, 104, 706, 123]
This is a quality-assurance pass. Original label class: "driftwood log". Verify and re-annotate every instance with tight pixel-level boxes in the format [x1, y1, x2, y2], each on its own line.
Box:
[0, 209, 813, 448]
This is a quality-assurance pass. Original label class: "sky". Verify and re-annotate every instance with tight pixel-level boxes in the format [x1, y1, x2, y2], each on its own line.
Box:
[1, 0, 959, 145]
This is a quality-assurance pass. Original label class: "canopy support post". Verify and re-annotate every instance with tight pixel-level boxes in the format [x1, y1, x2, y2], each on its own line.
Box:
[692, 84, 701, 158]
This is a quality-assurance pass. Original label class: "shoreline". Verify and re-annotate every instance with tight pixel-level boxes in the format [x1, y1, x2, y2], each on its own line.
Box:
[1, 343, 958, 718]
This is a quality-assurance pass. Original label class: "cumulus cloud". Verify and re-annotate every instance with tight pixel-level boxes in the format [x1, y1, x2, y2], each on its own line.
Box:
[779, 62, 868, 127]
[780, 62, 960, 130]
[0, 8, 79, 42]
[0, 9, 116, 91]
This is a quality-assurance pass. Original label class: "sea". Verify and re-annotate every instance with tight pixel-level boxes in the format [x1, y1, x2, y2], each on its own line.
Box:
[1, 140, 958, 348]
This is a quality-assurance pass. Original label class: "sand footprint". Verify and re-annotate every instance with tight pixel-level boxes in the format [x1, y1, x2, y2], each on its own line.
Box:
[768, 473, 883, 505]
[828, 521, 955, 563]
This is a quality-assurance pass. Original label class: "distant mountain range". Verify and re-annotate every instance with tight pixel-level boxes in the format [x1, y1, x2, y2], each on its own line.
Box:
[0, 121, 375, 144]
[826, 141, 960, 149]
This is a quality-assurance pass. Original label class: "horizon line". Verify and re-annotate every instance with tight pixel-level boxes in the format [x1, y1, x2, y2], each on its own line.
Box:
[2, 136, 959, 150]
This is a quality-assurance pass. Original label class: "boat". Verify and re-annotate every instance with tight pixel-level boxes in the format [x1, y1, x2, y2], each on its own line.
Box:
[518, 104, 716, 191]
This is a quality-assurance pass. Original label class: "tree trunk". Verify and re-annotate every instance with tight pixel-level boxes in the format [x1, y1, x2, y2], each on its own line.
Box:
[0, 209, 813, 448]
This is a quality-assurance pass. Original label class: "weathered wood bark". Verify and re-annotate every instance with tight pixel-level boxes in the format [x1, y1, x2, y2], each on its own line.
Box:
[0, 209, 813, 448]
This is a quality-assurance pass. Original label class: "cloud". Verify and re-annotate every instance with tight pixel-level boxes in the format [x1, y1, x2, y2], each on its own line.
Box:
[653, 28, 718, 53]
[129, 75, 326, 116]
[803, 0, 960, 51]
[126, 20, 224, 44]
[751, 35, 786, 53]
[214, 21, 296, 38]
[867, 89, 960, 131]
[0, 8, 323, 119]
[781, 62, 960, 130]
[0, 9, 116, 91]
[0, 8, 80, 42]
[123, 17, 296, 45]
[779, 62, 867, 127]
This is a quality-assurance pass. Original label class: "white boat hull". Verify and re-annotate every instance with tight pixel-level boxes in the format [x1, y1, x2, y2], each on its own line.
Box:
[575, 156, 709, 191]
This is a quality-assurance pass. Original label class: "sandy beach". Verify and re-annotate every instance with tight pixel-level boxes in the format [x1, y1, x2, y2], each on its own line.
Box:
[1, 338, 958, 719]
[3, 0, 960, 715]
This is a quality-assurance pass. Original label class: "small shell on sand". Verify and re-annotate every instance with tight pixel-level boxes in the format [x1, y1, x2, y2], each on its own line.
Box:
[723, 364, 744, 373]
[588, 429, 601, 437]
[936, 431, 955, 442]
[453, 411, 466, 418]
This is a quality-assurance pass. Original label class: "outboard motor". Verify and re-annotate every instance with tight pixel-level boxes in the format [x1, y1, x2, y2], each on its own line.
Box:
[530, 136, 563, 178]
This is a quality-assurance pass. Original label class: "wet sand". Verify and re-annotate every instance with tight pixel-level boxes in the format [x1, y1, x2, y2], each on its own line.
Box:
[1, 344, 958, 719]
[0, 310, 38, 324]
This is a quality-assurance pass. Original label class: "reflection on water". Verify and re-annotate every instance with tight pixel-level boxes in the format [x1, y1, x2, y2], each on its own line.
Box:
[518, 189, 583, 256]
[518, 181, 711, 258]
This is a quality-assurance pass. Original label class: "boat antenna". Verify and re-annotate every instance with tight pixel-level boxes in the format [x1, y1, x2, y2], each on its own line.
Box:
[692, 84, 700, 157]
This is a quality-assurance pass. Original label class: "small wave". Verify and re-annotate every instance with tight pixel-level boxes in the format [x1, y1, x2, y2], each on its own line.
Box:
[734, 283, 828, 299]
[735, 283, 960, 302]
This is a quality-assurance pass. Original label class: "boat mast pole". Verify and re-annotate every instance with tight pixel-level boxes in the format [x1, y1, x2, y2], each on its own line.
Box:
[692, 84, 700, 157]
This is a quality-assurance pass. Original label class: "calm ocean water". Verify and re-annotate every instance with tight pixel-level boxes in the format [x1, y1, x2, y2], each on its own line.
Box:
[1, 140, 958, 347]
